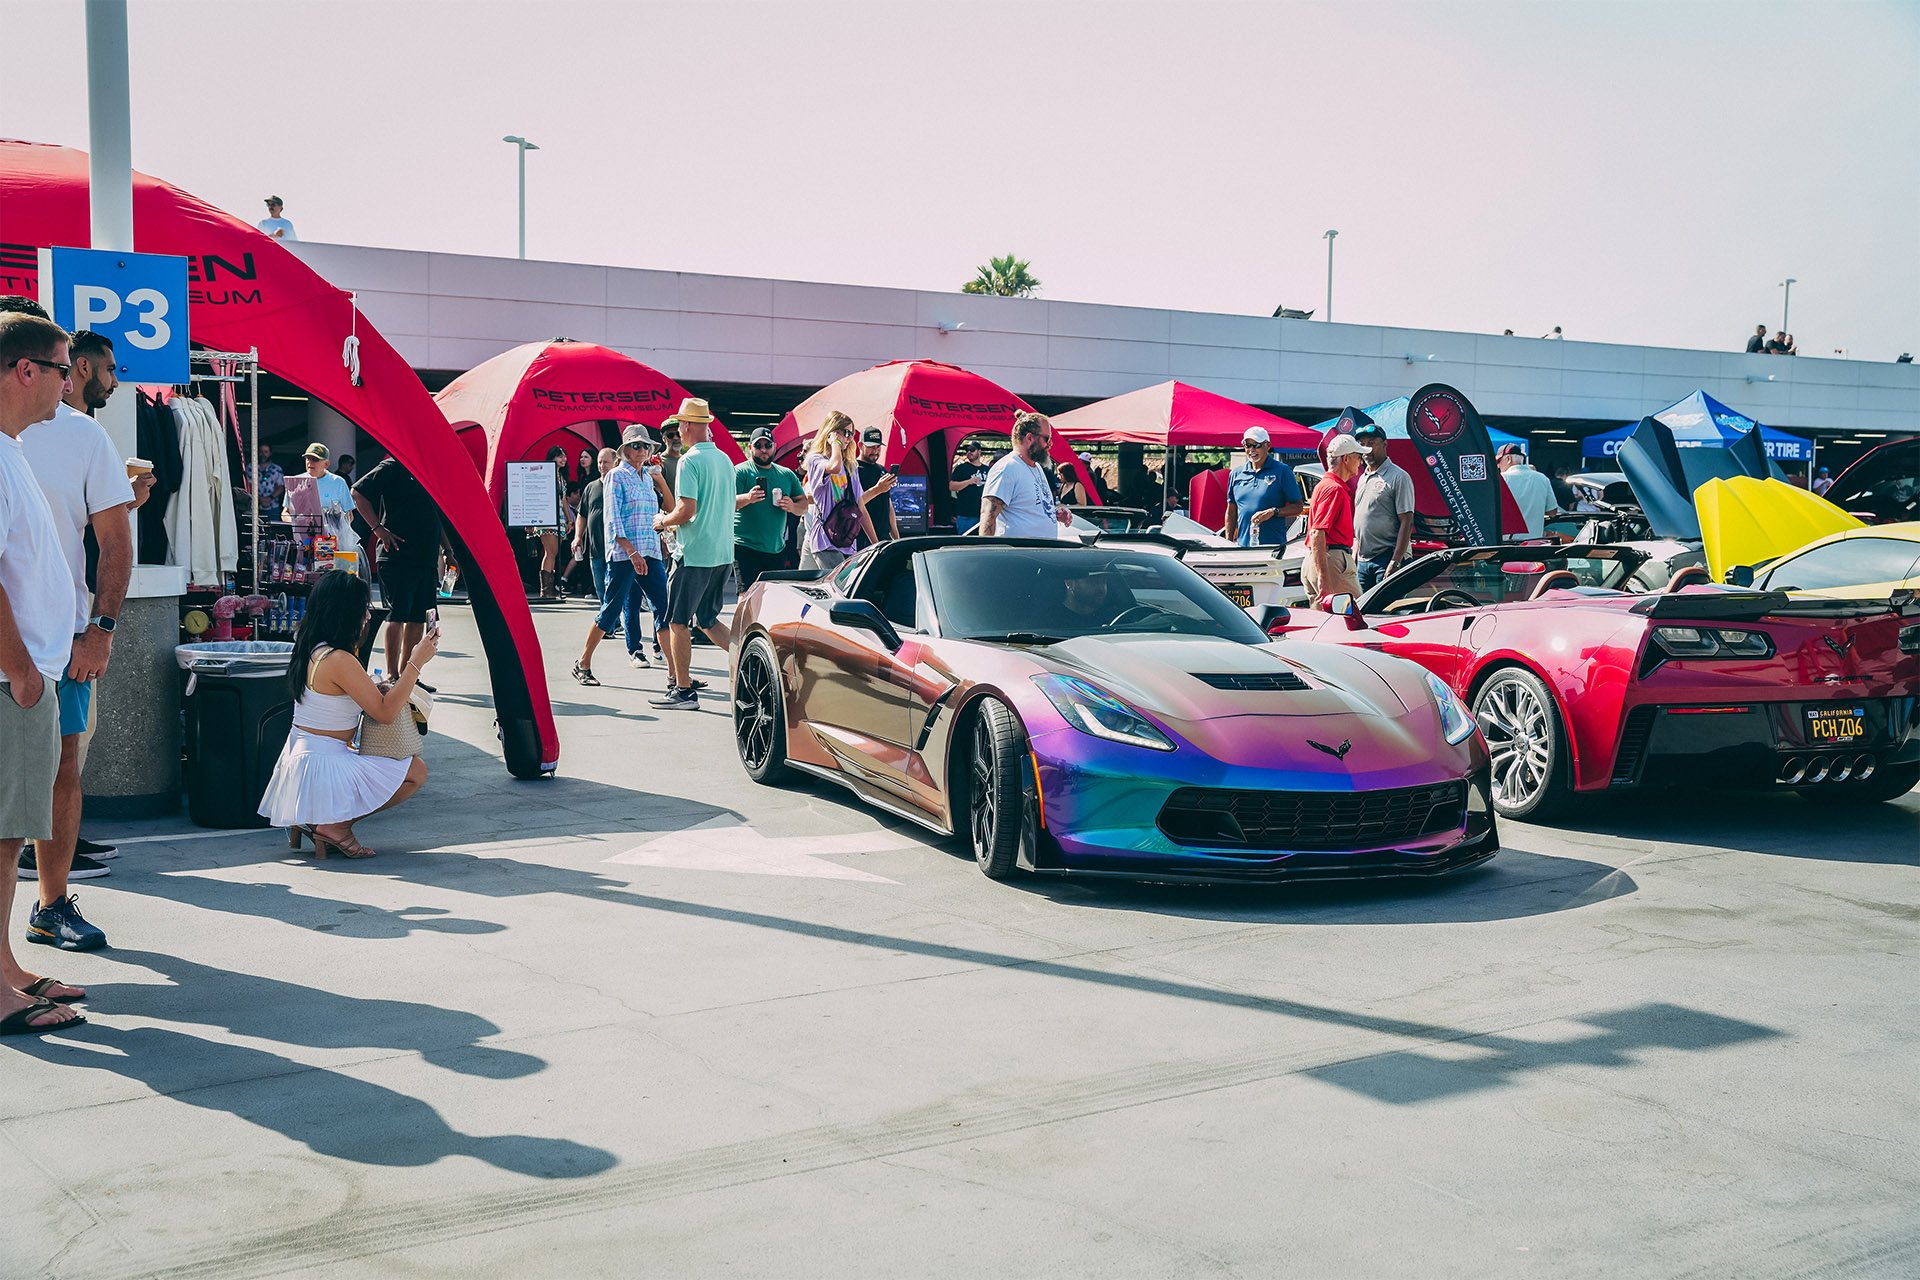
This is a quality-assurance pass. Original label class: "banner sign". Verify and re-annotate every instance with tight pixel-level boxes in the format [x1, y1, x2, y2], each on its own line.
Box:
[38, 246, 191, 384]
[504, 461, 559, 528]
[1316, 405, 1377, 463]
[1404, 383, 1502, 544]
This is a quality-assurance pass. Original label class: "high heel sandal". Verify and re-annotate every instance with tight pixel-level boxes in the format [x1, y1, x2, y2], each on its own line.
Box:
[290, 825, 376, 859]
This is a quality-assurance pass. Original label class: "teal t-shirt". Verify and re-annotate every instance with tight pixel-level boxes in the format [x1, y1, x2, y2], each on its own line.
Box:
[675, 441, 738, 568]
[734, 461, 804, 555]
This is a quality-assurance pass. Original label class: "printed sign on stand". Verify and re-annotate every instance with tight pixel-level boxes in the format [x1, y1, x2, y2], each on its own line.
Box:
[505, 461, 560, 528]
[37, 246, 191, 384]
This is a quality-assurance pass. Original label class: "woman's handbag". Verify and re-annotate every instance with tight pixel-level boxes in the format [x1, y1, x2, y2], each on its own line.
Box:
[355, 686, 431, 759]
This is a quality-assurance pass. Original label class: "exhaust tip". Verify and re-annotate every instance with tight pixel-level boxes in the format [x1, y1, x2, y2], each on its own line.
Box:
[1779, 756, 1807, 785]
[1807, 755, 1833, 784]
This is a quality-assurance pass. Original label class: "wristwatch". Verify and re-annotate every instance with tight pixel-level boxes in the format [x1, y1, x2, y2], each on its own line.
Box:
[90, 615, 117, 634]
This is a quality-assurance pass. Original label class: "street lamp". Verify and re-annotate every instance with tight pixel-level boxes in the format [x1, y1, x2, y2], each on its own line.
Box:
[502, 135, 540, 259]
[1780, 277, 1797, 334]
[1323, 229, 1339, 322]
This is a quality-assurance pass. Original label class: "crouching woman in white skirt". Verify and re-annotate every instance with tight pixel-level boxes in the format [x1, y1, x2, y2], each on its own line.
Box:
[259, 571, 437, 858]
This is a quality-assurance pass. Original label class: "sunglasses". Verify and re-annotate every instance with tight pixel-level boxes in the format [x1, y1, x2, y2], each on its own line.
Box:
[19, 357, 71, 379]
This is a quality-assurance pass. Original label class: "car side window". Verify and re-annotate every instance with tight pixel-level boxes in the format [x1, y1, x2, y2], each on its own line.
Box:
[1761, 539, 1920, 592]
[855, 555, 922, 630]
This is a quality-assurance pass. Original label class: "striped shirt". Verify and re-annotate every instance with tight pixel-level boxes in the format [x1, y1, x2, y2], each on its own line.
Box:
[604, 462, 662, 560]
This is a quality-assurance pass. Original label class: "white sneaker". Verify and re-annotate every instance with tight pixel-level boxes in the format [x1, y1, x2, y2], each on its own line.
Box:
[629, 650, 650, 667]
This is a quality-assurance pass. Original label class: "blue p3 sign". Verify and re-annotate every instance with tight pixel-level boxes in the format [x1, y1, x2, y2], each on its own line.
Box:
[37, 246, 190, 384]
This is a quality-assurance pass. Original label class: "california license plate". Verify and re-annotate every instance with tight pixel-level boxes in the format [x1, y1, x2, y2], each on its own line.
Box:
[1804, 705, 1868, 745]
[1222, 584, 1255, 608]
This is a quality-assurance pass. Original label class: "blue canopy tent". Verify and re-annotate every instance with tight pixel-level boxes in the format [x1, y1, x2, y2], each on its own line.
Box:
[1582, 390, 1812, 463]
[1310, 397, 1524, 449]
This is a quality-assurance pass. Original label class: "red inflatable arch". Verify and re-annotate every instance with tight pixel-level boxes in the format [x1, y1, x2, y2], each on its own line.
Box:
[0, 139, 558, 778]
[436, 339, 743, 500]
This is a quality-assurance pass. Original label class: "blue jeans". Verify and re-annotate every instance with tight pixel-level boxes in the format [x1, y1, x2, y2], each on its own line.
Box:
[596, 555, 668, 653]
[1356, 557, 1392, 592]
[589, 554, 607, 605]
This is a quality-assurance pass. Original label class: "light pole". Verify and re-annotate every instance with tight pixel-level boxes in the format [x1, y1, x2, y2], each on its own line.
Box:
[1780, 277, 1796, 334]
[502, 135, 540, 259]
[1323, 229, 1339, 322]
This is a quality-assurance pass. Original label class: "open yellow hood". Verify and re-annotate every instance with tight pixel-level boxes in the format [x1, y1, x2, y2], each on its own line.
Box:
[1697, 476, 1863, 580]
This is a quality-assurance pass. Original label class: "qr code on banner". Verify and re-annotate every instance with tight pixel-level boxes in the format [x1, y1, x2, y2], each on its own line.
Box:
[1459, 454, 1488, 481]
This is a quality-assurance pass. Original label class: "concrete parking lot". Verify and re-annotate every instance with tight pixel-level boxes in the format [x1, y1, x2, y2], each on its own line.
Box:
[5, 600, 1916, 1279]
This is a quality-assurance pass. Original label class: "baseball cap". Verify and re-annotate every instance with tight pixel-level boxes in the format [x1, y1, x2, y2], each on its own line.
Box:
[264, 195, 283, 206]
[303, 442, 329, 460]
[1326, 435, 1367, 460]
[1496, 443, 1527, 460]
[749, 426, 775, 446]
[620, 424, 657, 448]
[1241, 426, 1271, 446]
[1076, 451, 1092, 462]
[861, 427, 884, 446]
[1353, 423, 1387, 440]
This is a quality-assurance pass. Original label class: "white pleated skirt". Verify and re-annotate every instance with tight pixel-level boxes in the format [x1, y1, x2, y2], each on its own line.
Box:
[258, 728, 411, 827]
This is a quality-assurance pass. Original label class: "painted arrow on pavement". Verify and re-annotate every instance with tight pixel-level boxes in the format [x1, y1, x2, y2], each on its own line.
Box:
[604, 826, 910, 883]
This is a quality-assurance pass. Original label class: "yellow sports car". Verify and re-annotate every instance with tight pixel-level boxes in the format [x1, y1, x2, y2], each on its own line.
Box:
[1748, 523, 1920, 599]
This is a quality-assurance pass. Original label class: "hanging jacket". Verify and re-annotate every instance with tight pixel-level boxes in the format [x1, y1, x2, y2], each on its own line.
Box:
[164, 395, 238, 588]
[136, 389, 183, 563]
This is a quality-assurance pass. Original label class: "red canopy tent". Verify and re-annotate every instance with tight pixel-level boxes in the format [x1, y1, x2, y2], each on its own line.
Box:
[437, 339, 743, 502]
[774, 359, 1097, 511]
[0, 138, 557, 778]
[1051, 380, 1318, 449]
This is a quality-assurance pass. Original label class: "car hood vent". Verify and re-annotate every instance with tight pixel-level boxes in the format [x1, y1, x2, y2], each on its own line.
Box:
[1192, 671, 1309, 692]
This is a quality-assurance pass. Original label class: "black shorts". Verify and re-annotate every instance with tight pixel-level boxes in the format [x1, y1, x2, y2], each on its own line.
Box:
[379, 562, 438, 623]
[734, 545, 786, 591]
[665, 560, 728, 629]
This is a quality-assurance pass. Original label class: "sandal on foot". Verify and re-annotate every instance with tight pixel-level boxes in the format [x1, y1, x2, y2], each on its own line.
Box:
[572, 662, 600, 687]
[22, 977, 84, 1004]
[1, 997, 84, 1036]
[300, 826, 376, 859]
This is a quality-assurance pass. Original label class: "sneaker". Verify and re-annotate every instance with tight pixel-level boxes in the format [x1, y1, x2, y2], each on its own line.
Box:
[76, 837, 117, 859]
[629, 649, 651, 667]
[26, 894, 108, 951]
[688, 678, 709, 692]
[648, 686, 700, 710]
[17, 849, 111, 881]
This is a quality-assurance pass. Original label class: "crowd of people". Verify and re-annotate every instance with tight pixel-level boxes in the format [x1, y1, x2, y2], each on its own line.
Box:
[1745, 324, 1799, 356]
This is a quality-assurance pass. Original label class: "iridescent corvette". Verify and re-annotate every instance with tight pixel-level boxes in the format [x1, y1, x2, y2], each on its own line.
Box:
[729, 538, 1497, 882]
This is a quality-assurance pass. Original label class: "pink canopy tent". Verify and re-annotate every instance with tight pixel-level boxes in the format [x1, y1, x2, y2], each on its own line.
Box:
[1052, 381, 1318, 449]
[774, 359, 1097, 501]
[437, 339, 743, 502]
[0, 138, 557, 777]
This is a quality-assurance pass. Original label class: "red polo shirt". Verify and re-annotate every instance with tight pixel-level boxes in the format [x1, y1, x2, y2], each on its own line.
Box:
[1307, 473, 1355, 550]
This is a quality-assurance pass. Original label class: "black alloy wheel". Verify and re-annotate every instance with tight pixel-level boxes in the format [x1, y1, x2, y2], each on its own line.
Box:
[733, 636, 789, 784]
[967, 698, 1029, 880]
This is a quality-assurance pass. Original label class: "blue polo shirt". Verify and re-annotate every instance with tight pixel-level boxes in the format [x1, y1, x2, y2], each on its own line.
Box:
[1228, 457, 1303, 548]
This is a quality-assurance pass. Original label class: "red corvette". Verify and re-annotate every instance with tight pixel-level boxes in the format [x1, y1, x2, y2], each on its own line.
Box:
[1279, 544, 1920, 819]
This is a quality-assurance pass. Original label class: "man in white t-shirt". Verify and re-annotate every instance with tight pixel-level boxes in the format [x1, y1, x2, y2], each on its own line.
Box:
[1497, 443, 1559, 540]
[0, 314, 89, 1033]
[258, 196, 298, 241]
[979, 411, 1073, 539]
[18, 330, 134, 953]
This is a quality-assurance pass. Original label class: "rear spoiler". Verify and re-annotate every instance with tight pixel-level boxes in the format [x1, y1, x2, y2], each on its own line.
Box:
[1629, 588, 1920, 622]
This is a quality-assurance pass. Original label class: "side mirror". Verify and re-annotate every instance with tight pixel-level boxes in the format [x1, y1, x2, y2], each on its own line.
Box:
[1329, 593, 1366, 630]
[828, 599, 903, 651]
[1255, 604, 1293, 635]
[1725, 564, 1755, 588]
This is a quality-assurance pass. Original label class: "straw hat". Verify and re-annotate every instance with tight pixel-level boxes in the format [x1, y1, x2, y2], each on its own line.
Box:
[674, 397, 715, 424]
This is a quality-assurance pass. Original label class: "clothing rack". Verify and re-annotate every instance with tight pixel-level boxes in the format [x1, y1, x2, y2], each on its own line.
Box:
[181, 347, 261, 593]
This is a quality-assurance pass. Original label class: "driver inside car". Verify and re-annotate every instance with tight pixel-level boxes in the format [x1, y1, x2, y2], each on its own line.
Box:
[1059, 568, 1131, 628]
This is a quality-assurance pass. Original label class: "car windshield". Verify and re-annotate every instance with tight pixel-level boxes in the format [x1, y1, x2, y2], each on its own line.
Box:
[1759, 537, 1920, 593]
[1366, 549, 1640, 614]
[925, 546, 1269, 644]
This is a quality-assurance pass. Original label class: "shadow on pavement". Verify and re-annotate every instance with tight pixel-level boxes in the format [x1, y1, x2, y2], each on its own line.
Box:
[15, 1026, 615, 1177]
[1306, 1001, 1782, 1105]
[1015, 846, 1635, 924]
[1550, 788, 1919, 866]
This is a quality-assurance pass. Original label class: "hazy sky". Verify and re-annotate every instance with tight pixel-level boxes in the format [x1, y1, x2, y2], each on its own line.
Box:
[5, 0, 1915, 359]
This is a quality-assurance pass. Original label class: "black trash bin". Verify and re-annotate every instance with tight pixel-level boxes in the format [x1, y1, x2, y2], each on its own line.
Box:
[176, 641, 296, 829]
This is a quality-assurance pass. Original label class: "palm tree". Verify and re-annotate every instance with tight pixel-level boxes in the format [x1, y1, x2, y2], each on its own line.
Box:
[961, 254, 1041, 298]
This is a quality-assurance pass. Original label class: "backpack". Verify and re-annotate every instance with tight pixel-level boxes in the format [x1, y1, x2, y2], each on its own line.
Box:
[821, 492, 863, 548]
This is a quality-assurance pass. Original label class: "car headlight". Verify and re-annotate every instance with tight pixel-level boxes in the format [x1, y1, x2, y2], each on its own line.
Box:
[1651, 626, 1774, 660]
[1424, 672, 1476, 745]
[1032, 674, 1175, 751]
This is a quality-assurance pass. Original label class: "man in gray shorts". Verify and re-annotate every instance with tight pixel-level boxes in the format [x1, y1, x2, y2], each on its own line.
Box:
[0, 314, 89, 1034]
[650, 399, 742, 710]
